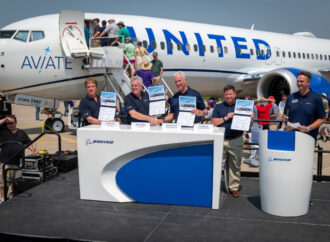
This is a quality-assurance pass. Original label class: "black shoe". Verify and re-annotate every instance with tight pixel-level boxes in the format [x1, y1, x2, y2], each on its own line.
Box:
[318, 136, 324, 140]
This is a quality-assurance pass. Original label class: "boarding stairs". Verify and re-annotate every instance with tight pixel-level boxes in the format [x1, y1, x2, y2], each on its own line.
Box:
[59, 10, 173, 102]
[86, 43, 173, 102]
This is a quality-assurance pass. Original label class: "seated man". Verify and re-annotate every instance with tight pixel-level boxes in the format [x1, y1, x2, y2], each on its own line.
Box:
[79, 78, 101, 126]
[0, 115, 36, 201]
[164, 71, 207, 123]
[124, 76, 161, 125]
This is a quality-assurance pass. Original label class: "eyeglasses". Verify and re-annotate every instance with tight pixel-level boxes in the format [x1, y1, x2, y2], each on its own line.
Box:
[6, 122, 15, 125]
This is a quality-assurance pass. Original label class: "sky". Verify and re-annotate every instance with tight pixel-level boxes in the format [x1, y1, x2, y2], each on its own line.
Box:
[1, 0, 330, 39]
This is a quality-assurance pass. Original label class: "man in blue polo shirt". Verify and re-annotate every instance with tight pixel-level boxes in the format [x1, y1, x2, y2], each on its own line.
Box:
[124, 76, 161, 125]
[283, 71, 325, 141]
[79, 78, 101, 126]
[211, 85, 254, 198]
[164, 71, 207, 123]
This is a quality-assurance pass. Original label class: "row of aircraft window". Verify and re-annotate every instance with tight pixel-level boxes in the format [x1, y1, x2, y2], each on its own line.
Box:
[2, 30, 330, 61]
[140, 39, 330, 61]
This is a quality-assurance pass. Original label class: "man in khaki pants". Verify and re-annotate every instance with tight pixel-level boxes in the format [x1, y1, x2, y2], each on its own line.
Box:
[211, 85, 254, 197]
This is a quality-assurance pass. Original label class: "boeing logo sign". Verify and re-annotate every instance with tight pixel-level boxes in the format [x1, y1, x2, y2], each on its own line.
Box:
[268, 157, 292, 162]
[86, 139, 114, 146]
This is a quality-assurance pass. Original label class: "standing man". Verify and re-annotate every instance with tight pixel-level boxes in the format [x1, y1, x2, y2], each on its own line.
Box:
[111, 21, 130, 46]
[164, 71, 207, 123]
[84, 21, 90, 47]
[150, 52, 163, 86]
[79, 78, 101, 126]
[211, 85, 253, 197]
[99, 20, 108, 47]
[0, 115, 36, 201]
[269, 96, 279, 130]
[99, 18, 118, 46]
[255, 97, 274, 130]
[124, 76, 161, 125]
[283, 71, 325, 141]
[91, 18, 101, 47]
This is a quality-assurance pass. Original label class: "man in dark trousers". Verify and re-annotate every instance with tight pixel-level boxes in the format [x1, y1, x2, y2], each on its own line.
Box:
[211, 85, 253, 198]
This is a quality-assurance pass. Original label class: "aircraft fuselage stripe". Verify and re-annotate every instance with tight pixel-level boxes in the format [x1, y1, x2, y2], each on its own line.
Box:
[2, 69, 246, 92]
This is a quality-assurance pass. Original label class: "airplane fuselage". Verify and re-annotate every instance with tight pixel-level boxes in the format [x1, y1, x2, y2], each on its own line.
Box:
[1, 12, 330, 101]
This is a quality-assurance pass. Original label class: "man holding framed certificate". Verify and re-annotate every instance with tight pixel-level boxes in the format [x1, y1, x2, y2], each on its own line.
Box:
[124, 76, 162, 125]
[211, 85, 254, 198]
[164, 71, 207, 126]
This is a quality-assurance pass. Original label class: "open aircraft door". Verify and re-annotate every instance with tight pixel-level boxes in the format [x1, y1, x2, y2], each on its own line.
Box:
[59, 10, 89, 58]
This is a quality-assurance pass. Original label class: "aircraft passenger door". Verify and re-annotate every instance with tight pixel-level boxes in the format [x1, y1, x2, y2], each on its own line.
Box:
[59, 10, 89, 58]
[274, 47, 282, 65]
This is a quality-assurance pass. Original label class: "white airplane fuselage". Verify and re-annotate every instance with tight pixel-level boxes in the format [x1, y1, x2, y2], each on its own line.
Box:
[1, 12, 330, 102]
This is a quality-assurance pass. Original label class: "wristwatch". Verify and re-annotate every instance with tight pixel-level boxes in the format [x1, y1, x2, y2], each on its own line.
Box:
[224, 116, 228, 121]
[307, 126, 311, 132]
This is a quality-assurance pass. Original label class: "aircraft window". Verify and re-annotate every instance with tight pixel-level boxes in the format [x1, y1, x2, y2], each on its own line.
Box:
[311, 53, 314, 60]
[160, 41, 165, 50]
[302, 53, 305, 59]
[224, 46, 228, 54]
[177, 43, 181, 51]
[194, 44, 198, 52]
[0, 30, 16, 39]
[250, 49, 254, 55]
[152, 41, 157, 50]
[298, 52, 301, 59]
[293, 52, 296, 58]
[261, 50, 264, 57]
[282, 51, 286, 58]
[267, 49, 271, 57]
[29, 31, 45, 41]
[238, 48, 241, 55]
[288, 52, 291, 58]
[14, 30, 29, 42]
[320, 54, 323, 60]
[217, 46, 221, 54]
[202, 45, 206, 52]
[315, 54, 318, 60]
[324, 55, 327, 60]
[307, 53, 310, 59]
[276, 51, 280, 57]
[210, 45, 214, 53]
[169, 42, 173, 50]
[328, 55, 330, 60]
[256, 49, 260, 56]
[143, 40, 148, 49]
[186, 44, 191, 51]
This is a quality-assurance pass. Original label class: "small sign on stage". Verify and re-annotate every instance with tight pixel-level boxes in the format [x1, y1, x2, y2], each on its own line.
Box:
[194, 124, 214, 133]
[162, 123, 181, 131]
[131, 122, 151, 131]
[101, 121, 120, 130]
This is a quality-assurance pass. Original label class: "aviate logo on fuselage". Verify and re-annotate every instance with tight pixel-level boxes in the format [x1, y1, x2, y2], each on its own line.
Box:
[127, 26, 272, 59]
[21, 46, 73, 73]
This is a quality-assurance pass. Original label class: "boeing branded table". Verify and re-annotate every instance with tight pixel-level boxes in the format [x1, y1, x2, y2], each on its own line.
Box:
[259, 130, 315, 216]
[77, 125, 225, 209]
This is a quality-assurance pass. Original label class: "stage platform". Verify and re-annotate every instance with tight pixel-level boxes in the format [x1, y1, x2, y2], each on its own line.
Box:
[0, 170, 329, 242]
